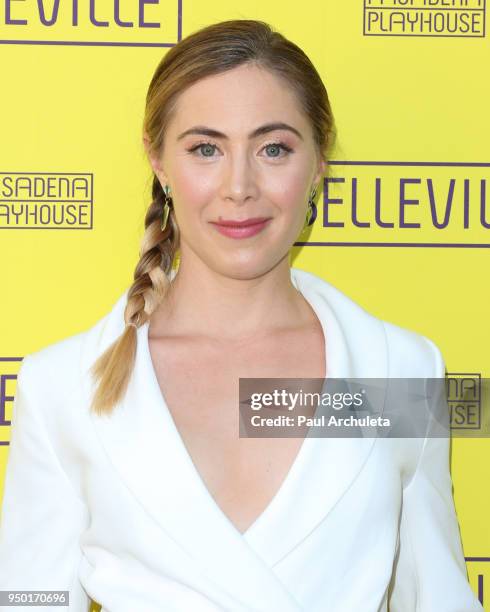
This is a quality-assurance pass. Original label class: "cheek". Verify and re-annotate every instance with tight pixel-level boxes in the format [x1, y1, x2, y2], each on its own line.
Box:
[265, 169, 311, 215]
[171, 164, 215, 210]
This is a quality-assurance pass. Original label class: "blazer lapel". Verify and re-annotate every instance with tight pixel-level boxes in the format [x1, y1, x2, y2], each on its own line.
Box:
[80, 267, 388, 609]
[243, 267, 389, 566]
[81, 288, 303, 612]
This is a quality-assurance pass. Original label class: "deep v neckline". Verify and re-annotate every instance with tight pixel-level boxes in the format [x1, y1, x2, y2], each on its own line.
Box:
[138, 272, 330, 539]
[88, 267, 382, 611]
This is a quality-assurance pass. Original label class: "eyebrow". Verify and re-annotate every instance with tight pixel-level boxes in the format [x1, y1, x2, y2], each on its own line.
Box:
[176, 122, 304, 142]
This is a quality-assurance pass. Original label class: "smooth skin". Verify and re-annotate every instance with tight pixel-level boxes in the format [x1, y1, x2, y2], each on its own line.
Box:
[143, 62, 328, 534]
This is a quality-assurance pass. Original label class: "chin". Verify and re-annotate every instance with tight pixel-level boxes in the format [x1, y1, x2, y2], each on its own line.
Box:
[215, 252, 287, 280]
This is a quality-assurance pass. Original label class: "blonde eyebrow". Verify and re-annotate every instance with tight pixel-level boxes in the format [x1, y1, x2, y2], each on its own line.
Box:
[176, 122, 304, 141]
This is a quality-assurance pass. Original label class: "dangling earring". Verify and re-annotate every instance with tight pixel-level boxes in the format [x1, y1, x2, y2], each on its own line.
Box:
[304, 186, 317, 228]
[161, 184, 172, 231]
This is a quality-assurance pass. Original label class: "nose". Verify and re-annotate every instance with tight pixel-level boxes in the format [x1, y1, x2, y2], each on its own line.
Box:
[219, 148, 259, 205]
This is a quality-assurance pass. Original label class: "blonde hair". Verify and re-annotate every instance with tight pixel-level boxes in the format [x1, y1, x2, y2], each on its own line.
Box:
[89, 18, 336, 416]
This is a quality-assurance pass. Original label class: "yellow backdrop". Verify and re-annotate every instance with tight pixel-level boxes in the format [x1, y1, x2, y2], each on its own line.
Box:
[1, 0, 488, 609]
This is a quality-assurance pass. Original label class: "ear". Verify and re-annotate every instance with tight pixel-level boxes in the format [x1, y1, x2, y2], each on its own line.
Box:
[312, 156, 327, 190]
[142, 133, 169, 185]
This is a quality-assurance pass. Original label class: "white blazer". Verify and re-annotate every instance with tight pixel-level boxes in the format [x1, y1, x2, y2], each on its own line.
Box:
[0, 267, 483, 612]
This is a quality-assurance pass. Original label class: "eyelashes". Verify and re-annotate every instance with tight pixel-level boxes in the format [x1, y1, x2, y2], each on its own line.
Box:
[185, 140, 294, 160]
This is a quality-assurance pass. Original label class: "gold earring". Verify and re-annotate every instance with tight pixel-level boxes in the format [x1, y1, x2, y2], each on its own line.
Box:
[161, 184, 172, 231]
[304, 187, 317, 227]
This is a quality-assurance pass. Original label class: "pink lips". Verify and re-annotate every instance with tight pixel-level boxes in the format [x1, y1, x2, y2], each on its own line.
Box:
[209, 217, 272, 239]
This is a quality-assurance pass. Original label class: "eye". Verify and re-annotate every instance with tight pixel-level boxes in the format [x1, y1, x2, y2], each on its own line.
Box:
[186, 140, 294, 159]
[186, 142, 219, 158]
[262, 142, 294, 159]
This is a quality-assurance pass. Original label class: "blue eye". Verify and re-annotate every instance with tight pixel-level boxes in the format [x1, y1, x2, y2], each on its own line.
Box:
[186, 141, 294, 159]
[264, 143, 293, 158]
[189, 143, 217, 157]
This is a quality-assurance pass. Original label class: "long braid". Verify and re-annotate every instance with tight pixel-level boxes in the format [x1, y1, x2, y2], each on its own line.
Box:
[126, 178, 178, 325]
[89, 177, 179, 416]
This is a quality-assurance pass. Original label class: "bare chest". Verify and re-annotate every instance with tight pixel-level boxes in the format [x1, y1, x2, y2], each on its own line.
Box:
[148, 328, 326, 534]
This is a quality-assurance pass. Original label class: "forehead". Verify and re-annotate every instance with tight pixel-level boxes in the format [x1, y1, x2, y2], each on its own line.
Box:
[167, 63, 309, 136]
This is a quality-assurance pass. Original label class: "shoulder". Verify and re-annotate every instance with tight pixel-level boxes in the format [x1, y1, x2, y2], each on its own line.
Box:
[292, 267, 445, 379]
[382, 318, 445, 379]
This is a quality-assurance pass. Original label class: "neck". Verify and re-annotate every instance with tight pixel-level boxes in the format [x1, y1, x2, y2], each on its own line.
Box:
[149, 255, 312, 342]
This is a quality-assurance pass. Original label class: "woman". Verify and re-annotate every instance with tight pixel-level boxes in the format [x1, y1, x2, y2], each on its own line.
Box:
[0, 19, 482, 612]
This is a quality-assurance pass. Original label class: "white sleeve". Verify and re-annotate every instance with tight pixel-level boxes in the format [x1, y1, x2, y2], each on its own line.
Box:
[388, 337, 483, 611]
[0, 355, 90, 611]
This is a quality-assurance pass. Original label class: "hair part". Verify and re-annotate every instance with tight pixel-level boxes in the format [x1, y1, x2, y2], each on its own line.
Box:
[89, 18, 336, 416]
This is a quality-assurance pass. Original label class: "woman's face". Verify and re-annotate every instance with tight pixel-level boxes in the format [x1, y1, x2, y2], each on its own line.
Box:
[145, 62, 325, 278]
